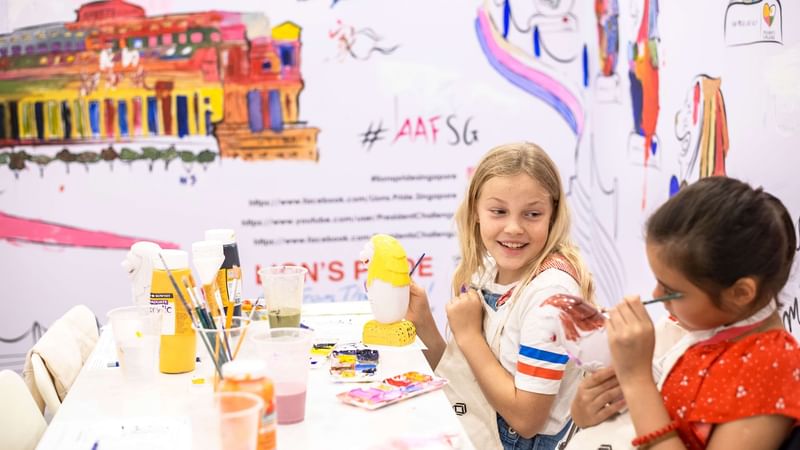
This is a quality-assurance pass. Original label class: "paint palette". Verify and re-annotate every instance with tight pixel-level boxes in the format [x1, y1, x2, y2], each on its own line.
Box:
[336, 371, 448, 410]
[329, 342, 380, 381]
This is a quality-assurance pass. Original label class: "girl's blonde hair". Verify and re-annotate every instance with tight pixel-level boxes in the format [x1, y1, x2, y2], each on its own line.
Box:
[451, 142, 594, 302]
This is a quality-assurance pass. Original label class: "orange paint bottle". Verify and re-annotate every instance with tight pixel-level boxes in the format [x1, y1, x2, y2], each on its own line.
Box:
[220, 359, 277, 450]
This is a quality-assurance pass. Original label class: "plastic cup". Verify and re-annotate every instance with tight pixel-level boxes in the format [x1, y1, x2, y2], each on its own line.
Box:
[216, 391, 263, 450]
[258, 265, 307, 328]
[193, 316, 252, 378]
[107, 306, 161, 381]
[248, 326, 313, 424]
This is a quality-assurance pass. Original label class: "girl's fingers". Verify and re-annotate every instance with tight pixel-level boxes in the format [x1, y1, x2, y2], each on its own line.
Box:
[600, 397, 627, 418]
[596, 386, 623, 408]
[594, 373, 620, 394]
[615, 296, 639, 324]
[587, 367, 616, 386]
[629, 297, 651, 323]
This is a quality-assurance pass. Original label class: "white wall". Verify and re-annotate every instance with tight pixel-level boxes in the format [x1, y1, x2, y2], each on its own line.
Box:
[1, 0, 798, 372]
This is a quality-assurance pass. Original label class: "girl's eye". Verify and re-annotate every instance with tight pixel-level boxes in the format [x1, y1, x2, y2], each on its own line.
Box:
[525, 211, 541, 218]
[489, 209, 506, 215]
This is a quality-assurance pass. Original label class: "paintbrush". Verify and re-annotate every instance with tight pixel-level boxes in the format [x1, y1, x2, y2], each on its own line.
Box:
[409, 252, 426, 276]
[232, 297, 262, 360]
[208, 281, 233, 361]
[182, 276, 212, 329]
[642, 292, 683, 305]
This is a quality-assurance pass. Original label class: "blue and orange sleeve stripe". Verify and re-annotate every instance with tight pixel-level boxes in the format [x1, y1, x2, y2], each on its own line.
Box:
[517, 345, 568, 381]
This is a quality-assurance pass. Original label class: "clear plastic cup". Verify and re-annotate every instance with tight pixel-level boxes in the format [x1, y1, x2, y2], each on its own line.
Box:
[216, 391, 264, 450]
[106, 305, 161, 381]
[258, 265, 308, 328]
[193, 316, 252, 377]
[247, 326, 313, 424]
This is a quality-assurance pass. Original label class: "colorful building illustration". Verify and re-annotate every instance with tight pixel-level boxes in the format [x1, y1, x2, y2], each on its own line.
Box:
[0, 0, 319, 161]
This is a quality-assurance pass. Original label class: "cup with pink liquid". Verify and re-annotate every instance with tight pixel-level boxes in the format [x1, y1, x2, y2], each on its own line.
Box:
[248, 326, 313, 424]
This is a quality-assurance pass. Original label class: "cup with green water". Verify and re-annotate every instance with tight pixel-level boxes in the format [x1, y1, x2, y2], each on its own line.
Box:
[258, 265, 307, 328]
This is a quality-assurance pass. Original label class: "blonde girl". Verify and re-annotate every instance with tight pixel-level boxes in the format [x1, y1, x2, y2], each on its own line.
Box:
[408, 142, 594, 450]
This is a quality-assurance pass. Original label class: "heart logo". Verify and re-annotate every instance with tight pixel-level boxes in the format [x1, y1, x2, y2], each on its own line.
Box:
[762, 3, 776, 27]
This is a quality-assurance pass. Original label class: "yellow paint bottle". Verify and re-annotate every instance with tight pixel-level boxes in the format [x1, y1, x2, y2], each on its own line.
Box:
[151, 249, 197, 374]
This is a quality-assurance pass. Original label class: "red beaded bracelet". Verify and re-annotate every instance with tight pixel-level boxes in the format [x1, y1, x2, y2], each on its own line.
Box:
[631, 419, 680, 447]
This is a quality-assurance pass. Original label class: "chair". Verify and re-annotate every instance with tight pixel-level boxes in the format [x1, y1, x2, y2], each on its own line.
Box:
[22, 305, 97, 417]
[58, 304, 100, 364]
[29, 353, 65, 416]
[0, 370, 47, 450]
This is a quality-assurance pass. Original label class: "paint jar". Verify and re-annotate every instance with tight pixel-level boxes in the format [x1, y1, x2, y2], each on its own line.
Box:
[151, 249, 197, 374]
[205, 229, 243, 319]
[219, 359, 277, 450]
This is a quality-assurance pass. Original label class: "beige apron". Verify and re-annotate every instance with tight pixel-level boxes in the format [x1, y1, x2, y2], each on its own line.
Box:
[435, 296, 508, 450]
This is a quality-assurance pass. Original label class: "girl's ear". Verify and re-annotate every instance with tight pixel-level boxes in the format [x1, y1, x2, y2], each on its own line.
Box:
[722, 276, 758, 312]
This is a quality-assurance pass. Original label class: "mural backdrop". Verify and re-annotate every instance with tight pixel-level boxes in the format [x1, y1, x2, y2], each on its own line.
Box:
[1, 0, 798, 372]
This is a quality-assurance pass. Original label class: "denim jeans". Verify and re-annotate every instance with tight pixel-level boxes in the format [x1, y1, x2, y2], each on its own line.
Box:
[497, 414, 572, 450]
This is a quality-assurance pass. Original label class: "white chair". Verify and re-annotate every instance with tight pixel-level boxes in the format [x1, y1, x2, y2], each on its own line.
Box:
[58, 304, 100, 364]
[30, 353, 65, 417]
[23, 307, 87, 417]
[0, 370, 47, 450]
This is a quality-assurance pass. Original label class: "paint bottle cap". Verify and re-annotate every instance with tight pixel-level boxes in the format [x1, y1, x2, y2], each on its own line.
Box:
[192, 240, 224, 260]
[192, 240, 225, 285]
[205, 229, 236, 245]
[131, 241, 162, 256]
[153, 249, 190, 270]
[222, 359, 268, 380]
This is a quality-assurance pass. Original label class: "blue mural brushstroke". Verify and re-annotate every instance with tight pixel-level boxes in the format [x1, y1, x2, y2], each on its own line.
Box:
[118, 99, 129, 137]
[176, 95, 189, 138]
[247, 90, 263, 133]
[147, 97, 158, 135]
[582, 44, 589, 87]
[669, 175, 680, 196]
[503, 0, 511, 39]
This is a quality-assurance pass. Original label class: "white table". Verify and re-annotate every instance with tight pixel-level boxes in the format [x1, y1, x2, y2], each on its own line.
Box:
[37, 304, 474, 450]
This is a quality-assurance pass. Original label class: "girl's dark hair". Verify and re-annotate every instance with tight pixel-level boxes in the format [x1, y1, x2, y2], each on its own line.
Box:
[646, 177, 796, 312]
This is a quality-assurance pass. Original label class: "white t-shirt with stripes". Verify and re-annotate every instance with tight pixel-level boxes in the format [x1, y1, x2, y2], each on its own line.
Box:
[474, 261, 582, 436]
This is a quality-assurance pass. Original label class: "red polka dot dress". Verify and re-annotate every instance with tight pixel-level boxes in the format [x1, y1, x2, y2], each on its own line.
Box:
[660, 329, 800, 449]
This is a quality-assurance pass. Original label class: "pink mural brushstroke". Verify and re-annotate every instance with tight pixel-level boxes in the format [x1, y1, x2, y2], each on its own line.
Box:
[476, 7, 584, 134]
[0, 211, 179, 250]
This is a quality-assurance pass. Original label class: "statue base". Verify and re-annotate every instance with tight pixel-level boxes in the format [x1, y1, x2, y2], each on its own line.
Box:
[362, 319, 416, 346]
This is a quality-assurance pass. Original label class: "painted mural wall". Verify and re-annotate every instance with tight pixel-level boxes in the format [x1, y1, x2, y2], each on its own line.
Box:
[1, 0, 798, 371]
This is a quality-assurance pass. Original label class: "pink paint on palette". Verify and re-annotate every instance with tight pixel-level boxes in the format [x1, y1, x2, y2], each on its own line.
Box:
[337, 371, 448, 410]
